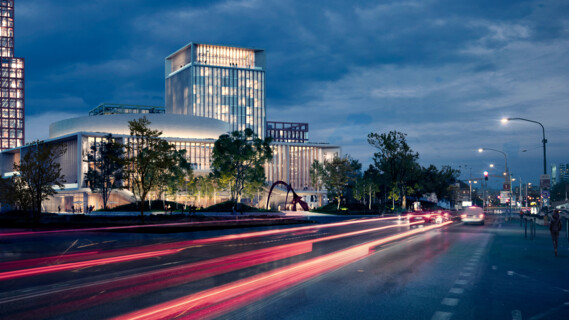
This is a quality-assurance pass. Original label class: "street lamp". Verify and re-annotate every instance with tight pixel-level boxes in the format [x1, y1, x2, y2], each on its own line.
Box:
[502, 117, 547, 175]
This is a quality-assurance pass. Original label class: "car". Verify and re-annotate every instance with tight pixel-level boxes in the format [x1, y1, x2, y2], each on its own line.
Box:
[408, 213, 430, 227]
[461, 206, 485, 225]
[429, 210, 451, 223]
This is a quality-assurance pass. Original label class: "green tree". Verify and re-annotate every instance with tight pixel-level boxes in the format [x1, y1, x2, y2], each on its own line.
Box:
[125, 117, 189, 222]
[84, 134, 125, 210]
[187, 175, 217, 207]
[363, 165, 384, 210]
[156, 149, 192, 210]
[309, 160, 326, 207]
[0, 175, 31, 212]
[14, 140, 66, 222]
[322, 155, 360, 210]
[211, 128, 273, 204]
[368, 131, 419, 210]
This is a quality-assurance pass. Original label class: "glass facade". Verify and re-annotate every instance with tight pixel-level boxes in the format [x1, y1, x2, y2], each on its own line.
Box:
[265, 144, 340, 190]
[0, 0, 23, 151]
[166, 43, 266, 138]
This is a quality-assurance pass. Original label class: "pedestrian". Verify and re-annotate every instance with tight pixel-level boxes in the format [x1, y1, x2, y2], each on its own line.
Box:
[549, 210, 562, 256]
[58, 205, 61, 213]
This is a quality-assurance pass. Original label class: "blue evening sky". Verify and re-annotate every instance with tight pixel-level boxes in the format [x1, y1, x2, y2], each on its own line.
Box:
[16, 0, 569, 187]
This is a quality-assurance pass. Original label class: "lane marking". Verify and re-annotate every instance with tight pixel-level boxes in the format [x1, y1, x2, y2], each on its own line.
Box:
[431, 311, 453, 320]
[455, 279, 468, 285]
[449, 288, 464, 294]
[441, 298, 459, 306]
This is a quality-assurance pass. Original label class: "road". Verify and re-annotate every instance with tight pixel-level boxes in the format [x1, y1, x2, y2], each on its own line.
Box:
[0, 215, 567, 319]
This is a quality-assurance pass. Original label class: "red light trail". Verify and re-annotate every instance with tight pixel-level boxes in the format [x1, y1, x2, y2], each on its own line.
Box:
[112, 221, 452, 320]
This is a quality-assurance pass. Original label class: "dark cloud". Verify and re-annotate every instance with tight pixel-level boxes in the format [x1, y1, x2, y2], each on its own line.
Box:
[16, 0, 569, 183]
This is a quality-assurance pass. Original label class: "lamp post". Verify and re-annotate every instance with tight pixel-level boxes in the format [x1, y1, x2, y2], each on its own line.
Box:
[502, 117, 547, 175]
[502, 117, 549, 209]
[479, 147, 512, 218]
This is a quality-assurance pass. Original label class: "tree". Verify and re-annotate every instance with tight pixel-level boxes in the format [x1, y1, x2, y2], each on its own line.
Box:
[368, 131, 419, 210]
[156, 149, 192, 210]
[84, 134, 125, 210]
[211, 128, 273, 204]
[322, 155, 360, 210]
[125, 117, 190, 222]
[14, 140, 66, 222]
[309, 160, 325, 207]
[187, 175, 217, 207]
[0, 175, 31, 212]
[362, 165, 384, 210]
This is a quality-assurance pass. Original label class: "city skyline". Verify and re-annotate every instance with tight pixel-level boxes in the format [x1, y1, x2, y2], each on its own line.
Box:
[16, 0, 569, 186]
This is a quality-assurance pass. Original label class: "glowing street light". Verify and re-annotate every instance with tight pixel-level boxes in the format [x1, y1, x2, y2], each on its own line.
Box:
[502, 117, 547, 175]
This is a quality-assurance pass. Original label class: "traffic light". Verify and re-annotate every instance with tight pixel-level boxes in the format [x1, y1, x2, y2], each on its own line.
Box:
[484, 171, 489, 181]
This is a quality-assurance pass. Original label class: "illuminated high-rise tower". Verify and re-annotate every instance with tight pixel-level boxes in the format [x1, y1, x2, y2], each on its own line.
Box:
[0, 0, 24, 150]
[165, 43, 266, 138]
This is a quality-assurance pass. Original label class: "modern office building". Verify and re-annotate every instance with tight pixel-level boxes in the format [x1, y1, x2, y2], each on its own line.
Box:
[165, 43, 266, 138]
[0, 0, 24, 151]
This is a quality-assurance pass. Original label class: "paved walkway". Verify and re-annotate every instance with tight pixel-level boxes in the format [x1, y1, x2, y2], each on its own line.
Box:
[474, 215, 569, 319]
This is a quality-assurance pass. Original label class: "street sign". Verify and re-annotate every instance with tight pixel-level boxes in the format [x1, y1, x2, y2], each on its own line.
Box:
[500, 191, 510, 204]
[541, 190, 550, 199]
[503, 183, 510, 191]
[540, 174, 551, 189]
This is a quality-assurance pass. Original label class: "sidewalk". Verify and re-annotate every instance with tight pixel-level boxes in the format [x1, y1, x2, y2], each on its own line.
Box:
[478, 216, 569, 319]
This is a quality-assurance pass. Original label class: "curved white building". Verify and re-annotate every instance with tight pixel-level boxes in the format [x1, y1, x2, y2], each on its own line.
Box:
[49, 114, 229, 140]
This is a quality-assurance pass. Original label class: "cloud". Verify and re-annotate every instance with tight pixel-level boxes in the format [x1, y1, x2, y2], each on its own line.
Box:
[13, 0, 569, 184]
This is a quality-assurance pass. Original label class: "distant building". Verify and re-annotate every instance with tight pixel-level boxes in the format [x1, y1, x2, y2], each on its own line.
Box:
[552, 163, 569, 185]
[0, 0, 24, 151]
[560, 164, 569, 183]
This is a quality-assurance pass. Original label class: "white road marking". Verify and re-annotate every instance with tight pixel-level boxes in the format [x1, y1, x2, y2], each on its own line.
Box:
[449, 287, 464, 294]
[431, 311, 453, 320]
[442, 298, 459, 306]
[455, 279, 468, 285]
[459, 272, 471, 277]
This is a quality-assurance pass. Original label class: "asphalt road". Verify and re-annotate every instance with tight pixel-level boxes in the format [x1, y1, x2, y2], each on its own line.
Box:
[1, 215, 566, 319]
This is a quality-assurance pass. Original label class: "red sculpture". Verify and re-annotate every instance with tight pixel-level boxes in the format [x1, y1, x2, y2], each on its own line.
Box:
[266, 181, 309, 211]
